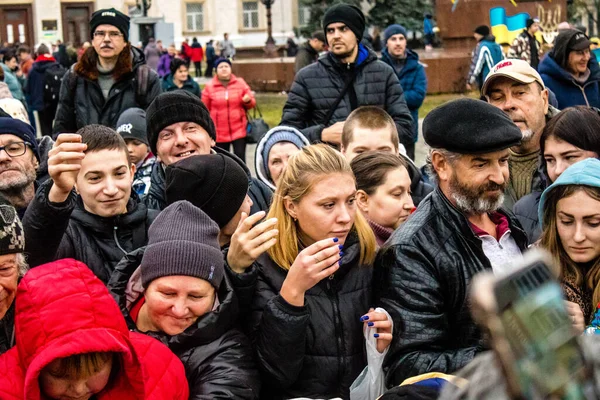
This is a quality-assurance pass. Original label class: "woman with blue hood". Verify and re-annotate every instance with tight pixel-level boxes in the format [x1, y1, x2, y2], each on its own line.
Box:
[539, 158, 600, 326]
[255, 126, 310, 190]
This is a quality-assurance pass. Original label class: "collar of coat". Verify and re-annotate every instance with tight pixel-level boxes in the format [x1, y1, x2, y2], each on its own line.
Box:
[74, 42, 134, 82]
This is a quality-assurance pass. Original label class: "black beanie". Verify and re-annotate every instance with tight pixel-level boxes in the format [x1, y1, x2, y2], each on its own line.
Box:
[0, 194, 25, 256]
[165, 154, 249, 228]
[322, 4, 365, 43]
[146, 91, 216, 155]
[423, 98, 523, 154]
[141, 201, 224, 289]
[90, 8, 130, 41]
[116, 108, 148, 146]
[474, 25, 490, 37]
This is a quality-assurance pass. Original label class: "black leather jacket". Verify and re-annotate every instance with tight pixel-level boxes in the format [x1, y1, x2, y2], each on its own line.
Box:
[374, 188, 528, 387]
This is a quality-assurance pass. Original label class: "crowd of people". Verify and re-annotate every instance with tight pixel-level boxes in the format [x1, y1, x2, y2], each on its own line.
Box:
[0, 2, 600, 399]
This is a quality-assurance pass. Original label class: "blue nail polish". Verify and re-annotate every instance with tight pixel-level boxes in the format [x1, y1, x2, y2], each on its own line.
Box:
[338, 244, 343, 250]
[360, 316, 367, 322]
[333, 237, 339, 243]
[374, 333, 380, 338]
[368, 322, 374, 327]
[339, 252, 344, 257]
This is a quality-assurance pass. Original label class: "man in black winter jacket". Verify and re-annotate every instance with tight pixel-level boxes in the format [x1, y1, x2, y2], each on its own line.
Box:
[280, 4, 413, 150]
[294, 31, 325, 72]
[375, 99, 529, 387]
[23, 125, 157, 283]
[144, 91, 272, 215]
[53, 8, 161, 135]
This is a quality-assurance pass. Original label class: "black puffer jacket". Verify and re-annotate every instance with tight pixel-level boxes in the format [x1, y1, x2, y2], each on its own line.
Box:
[280, 44, 413, 147]
[53, 45, 161, 134]
[23, 179, 157, 283]
[228, 233, 372, 399]
[513, 190, 543, 243]
[108, 248, 261, 399]
[374, 188, 528, 387]
[145, 146, 273, 214]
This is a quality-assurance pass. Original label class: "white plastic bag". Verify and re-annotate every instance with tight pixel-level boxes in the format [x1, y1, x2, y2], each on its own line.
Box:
[349, 307, 393, 400]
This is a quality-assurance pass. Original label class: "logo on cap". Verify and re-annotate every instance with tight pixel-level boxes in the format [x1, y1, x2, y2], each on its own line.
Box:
[494, 61, 513, 72]
[117, 123, 133, 134]
[102, 11, 116, 17]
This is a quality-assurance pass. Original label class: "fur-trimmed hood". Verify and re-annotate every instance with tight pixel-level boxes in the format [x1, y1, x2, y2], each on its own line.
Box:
[74, 43, 146, 82]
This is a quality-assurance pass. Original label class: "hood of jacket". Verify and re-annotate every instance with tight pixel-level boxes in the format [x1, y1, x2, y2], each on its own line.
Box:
[14, 259, 146, 398]
[109, 247, 240, 354]
[540, 49, 600, 83]
[74, 43, 145, 82]
[381, 47, 421, 75]
[254, 126, 310, 190]
[538, 158, 600, 228]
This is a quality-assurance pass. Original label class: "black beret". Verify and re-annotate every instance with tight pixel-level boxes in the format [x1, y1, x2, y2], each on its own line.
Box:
[423, 98, 523, 154]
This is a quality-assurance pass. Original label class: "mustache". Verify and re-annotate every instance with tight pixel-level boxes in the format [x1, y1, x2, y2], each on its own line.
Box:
[481, 182, 506, 193]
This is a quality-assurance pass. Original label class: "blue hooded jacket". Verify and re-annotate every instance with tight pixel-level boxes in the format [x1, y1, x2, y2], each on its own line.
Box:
[381, 48, 427, 141]
[538, 158, 600, 229]
[538, 54, 600, 109]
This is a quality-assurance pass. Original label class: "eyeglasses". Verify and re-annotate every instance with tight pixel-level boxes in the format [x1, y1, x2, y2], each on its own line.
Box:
[0, 141, 30, 157]
[93, 30, 123, 40]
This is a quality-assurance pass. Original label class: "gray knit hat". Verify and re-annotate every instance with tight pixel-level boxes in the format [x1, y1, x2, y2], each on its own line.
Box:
[140, 201, 224, 289]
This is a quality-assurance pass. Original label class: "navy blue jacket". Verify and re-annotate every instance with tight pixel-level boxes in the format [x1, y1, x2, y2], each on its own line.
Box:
[381, 48, 427, 142]
[25, 59, 59, 111]
[538, 54, 600, 109]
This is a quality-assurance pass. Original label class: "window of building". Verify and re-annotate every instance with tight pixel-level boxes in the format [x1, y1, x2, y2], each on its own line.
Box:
[186, 3, 204, 32]
[298, 4, 310, 27]
[242, 1, 259, 29]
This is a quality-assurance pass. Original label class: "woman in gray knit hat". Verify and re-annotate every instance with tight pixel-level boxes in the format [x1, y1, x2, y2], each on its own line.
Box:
[108, 200, 261, 399]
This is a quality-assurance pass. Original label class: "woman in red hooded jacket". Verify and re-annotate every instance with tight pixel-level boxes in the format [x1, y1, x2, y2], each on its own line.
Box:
[0, 258, 189, 400]
[202, 57, 256, 163]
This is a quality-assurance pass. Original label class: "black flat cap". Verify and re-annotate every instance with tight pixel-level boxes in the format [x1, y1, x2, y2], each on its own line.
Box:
[423, 98, 523, 154]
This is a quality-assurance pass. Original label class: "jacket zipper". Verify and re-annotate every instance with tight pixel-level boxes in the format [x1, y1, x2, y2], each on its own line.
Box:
[326, 278, 346, 391]
[225, 88, 232, 142]
[113, 226, 127, 255]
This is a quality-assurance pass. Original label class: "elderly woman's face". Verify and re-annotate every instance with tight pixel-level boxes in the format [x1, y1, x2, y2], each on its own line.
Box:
[0, 253, 19, 320]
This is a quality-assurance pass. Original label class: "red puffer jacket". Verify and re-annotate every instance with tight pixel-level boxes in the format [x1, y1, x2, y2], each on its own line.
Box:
[0, 259, 189, 400]
[202, 74, 256, 143]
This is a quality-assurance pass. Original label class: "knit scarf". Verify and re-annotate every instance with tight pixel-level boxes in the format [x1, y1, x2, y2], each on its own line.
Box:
[509, 149, 539, 201]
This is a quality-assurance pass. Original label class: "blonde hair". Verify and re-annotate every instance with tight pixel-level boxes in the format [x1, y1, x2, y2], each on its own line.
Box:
[541, 185, 600, 308]
[267, 144, 377, 270]
[45, 352, 116, 380]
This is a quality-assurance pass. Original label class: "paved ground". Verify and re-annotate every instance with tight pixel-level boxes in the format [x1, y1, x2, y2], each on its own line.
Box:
[244, 119, 428, 177]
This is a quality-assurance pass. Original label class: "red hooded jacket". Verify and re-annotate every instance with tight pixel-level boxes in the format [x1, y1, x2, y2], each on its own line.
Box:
[0, 259, 189, 400]
[201, 74, 256, 143]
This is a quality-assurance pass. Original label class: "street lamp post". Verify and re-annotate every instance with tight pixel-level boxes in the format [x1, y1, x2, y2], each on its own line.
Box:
[261, 0, 277, 57]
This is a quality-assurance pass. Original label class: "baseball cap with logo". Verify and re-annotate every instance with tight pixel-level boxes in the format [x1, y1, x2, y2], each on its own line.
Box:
[568, 31, 591, 51]
[481, 59, 545, 96]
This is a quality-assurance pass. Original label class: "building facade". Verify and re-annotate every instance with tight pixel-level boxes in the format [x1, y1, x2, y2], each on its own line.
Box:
[0, 0, 313, 49]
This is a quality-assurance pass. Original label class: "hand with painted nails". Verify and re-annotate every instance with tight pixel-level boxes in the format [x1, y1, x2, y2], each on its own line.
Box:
[48, 134, 87, 203]
[361, 308, 393, 354]
[227, 211, 278, 274]
[280, 237, 342, 307]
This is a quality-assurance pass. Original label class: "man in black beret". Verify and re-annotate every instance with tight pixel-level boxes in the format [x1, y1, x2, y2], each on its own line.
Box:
[53, 7, 161, 135]
[374, 98, 530, 386]
[280, 3, 413, 151]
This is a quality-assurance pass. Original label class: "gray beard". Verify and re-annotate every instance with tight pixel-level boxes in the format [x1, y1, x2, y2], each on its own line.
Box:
[0, 169, 36, 192]
[452, 191, 505, 215]
[520, 128, 534, 142]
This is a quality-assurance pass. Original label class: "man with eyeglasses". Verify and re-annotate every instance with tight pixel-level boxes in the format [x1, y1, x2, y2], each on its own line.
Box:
[0, 115, 41, 218]
[53, 8, 161, 135]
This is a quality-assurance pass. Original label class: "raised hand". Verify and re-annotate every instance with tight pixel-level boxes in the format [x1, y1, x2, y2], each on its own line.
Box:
[227, 211, 278, 273]
[280, 237, 342, 306]
[48, 134, 87, 203]
[564, 301, 585, 334]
